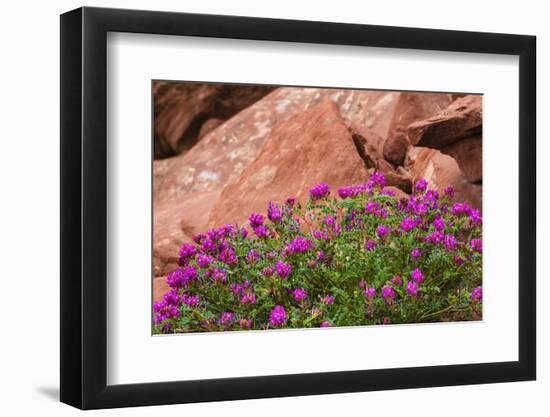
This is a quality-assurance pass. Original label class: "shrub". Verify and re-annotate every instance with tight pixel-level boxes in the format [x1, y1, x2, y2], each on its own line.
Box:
[153, 174, 482, 334]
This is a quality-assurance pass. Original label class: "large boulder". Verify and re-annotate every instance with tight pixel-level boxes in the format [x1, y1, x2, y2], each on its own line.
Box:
[153, 157, 177, 192]
[408, 95, 482, 148]
[382, 128, 410, 166]
[207, 100, 371, 228]
[440, 135, 482, 183]
[407, 95, 482, 183]
[153, 276, 170, 303]
[153, 82, 275, 158]
[153, 87, 402, 203]
[383, 93, 455, 165]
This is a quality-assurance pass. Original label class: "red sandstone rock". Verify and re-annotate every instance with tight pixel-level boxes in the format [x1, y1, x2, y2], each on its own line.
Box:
[153, 157, 177, 192]
[389, 93, 456, 136]
[382, 129, 410, 166]
[197, 118, 225, 140]
[153, 194, 188, 278]
[153, 241, 181, 280]
[153, 276, 170, 303]
[153, 190, 220, 277]
[440, 134, 482, 183]
[407, 95, 482, 183]
[153, 87, 402, 203]
[408, 95, 482, 148]
[383, 93, 454, 165]
[206, 101, 371, 228]
[350, 126, 413, 193]
[153, 82, 275, 158]
[178, 190, 221, 238]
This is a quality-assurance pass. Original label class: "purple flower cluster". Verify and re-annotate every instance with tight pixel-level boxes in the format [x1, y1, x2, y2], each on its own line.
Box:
[320, 295, 335, 305]
[415, 178, 428, 193]
[406, 281, 419, 297]
[196, 253, 213, 268]
[381, 285, 397, 305]
[364, 287, 376, 300]
[323, 215, 342, 236]
[240, 292, 257, 305]
[249, 213, 264, 228]
[219, 247, 238, 266]
[451, 202, 472, 217]
[286, 236, 313, 255]
[400, 217, 417, 232]
[269, 305, 287, 327]
[153, 290, 181, 325]
[219, 312, 235, 326]
[444, 185, 455, 199]
[338, 185, 361, 199]
[365, 239, 377, 251]
[316, 250, 325, 263]
[367, 172, 386, 191]
[365, 201, 380, 214]
[309, 183, 330, 200]
[469, 209, 482, 226]
[231, 280, 250, 295]
[253, 225, 270, 238]
[275, 260, 292, 279]
[377, 225, 390, 239]
[444, 234, 457, 251]
[410, 268, 425, 283]
[211, 268, 227, 283]
[410, 248, 422, 260]
[292, 288, 308, 302]
[337, 183, 374, 199]
[246, 249, 260, 264]
[470, 238, 483, 253]
[470, 286, 483, 302]
[425, 230, 444, 245]
[433, 217, 445, 231]
[167, 266, 197, 289]
[248, 213, 270, 238]
[178, 243, 197, 265]
[267, 202, 283, 223]
[182, 292, 200, 307]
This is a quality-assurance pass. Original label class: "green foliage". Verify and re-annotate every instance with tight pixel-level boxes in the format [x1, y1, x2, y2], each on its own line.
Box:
[153, 183, 482, 333]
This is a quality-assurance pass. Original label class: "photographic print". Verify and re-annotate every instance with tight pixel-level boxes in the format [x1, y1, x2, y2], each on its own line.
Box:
[152, 82, 483, 334]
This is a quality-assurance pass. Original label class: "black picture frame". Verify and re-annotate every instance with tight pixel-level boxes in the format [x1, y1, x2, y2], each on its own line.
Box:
[60, 6, 536, 410]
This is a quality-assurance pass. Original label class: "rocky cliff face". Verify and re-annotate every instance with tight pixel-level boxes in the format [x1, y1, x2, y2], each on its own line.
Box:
[152, 84, 482, 298]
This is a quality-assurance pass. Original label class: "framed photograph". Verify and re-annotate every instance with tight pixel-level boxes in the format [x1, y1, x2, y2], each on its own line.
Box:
[60, 6, 536, 409]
